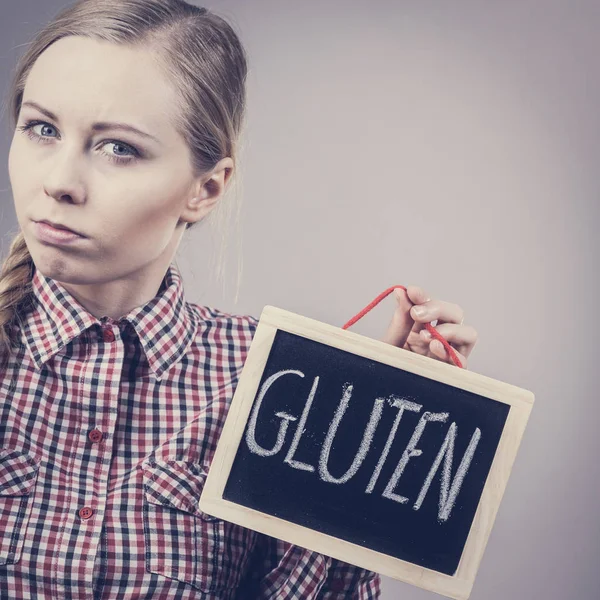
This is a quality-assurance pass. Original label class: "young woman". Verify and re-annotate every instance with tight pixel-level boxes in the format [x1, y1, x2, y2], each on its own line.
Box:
[0, 1, 478, 598]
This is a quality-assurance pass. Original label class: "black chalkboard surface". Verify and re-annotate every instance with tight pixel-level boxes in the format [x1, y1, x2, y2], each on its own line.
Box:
[223, 328, 509, 575]
[199, 306, 534, 600]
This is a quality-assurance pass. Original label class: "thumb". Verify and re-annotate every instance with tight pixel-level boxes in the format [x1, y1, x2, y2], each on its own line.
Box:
[380, 287, 416, 348]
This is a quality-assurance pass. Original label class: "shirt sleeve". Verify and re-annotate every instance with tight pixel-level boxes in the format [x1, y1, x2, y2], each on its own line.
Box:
[236, 532, 381, 599]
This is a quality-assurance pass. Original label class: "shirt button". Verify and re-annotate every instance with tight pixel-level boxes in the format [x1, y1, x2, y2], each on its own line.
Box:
[102, 327, 115, 342]
[79, 507, 94, 520]
[88, 429, 103, 443]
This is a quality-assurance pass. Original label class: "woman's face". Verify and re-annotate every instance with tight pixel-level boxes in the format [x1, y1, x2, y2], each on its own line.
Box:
[8, 35, 229, 290]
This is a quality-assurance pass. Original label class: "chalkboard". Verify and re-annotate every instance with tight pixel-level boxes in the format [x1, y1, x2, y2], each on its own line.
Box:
[200, 306, 534, 600]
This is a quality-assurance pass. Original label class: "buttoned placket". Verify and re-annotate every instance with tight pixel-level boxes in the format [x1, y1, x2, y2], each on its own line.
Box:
[54, 319, 123, 600]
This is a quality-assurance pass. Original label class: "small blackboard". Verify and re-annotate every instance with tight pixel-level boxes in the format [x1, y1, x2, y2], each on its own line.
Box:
[200, 306, 534, 600]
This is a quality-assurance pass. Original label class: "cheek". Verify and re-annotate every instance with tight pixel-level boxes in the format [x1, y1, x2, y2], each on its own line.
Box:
[98, 189, 179, 242]
[9, 132, 42, 179]
[8, 137, 26, 191]
[8, 140, 36, 215]
[111, 178, 185, 226]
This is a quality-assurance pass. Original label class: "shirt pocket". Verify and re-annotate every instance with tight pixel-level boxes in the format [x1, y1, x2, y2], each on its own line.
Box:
[141, 458, 255, 593]
[0, 448, 40, 566]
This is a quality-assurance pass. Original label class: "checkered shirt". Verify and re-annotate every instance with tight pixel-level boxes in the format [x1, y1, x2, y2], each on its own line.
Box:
[0, 262, 381, 599]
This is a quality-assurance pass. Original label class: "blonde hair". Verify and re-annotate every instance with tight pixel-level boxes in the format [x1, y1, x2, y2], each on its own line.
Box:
[0, 0, 249, 373]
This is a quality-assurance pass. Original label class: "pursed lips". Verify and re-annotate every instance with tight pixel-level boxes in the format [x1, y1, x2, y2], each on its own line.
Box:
[35, 219, 86, 237]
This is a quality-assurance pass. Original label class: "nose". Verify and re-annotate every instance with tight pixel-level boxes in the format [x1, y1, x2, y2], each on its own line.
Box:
[43, 146, 86, 204]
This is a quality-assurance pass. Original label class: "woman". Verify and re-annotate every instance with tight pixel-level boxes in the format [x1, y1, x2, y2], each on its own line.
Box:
[0, 1, 478, 598]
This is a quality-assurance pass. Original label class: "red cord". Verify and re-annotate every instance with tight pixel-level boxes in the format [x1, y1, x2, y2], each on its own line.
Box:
[341, 285, 464, 369]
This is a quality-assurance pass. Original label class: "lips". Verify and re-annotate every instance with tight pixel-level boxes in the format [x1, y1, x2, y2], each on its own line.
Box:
[37, 220, 84, 237]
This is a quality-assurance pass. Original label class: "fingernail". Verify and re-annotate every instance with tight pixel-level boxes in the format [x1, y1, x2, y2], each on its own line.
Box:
[412, 306, 426, 317]
[420, 329, 431, 339]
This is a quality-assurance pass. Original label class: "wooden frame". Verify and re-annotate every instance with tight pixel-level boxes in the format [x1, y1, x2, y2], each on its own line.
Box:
[199, 305, 535, 600]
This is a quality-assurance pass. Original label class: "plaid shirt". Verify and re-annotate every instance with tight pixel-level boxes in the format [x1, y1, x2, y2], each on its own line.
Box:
[0, 262, 381, 599]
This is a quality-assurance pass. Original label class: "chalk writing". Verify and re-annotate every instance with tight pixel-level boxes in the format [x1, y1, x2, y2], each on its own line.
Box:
[245, 369, 482, 522]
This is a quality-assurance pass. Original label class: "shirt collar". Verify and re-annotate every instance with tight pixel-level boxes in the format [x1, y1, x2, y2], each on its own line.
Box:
[22, 262, 198, 381]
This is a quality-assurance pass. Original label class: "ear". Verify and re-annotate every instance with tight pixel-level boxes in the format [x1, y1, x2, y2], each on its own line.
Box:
[179, 157, 234, 226]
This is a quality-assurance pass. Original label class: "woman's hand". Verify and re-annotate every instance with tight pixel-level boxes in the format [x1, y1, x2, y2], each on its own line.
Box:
[380, 286, 478, 369]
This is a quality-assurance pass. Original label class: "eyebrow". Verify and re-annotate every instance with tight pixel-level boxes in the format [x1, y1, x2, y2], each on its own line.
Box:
[21, 100, 161, 143]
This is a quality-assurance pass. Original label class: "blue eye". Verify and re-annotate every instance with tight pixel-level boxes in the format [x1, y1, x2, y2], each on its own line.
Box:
[17, 119, 141, 165]
[102, 141, 138, 164]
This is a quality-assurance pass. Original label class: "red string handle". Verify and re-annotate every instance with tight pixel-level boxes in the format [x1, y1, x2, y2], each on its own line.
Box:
[341, 285, 464, 369]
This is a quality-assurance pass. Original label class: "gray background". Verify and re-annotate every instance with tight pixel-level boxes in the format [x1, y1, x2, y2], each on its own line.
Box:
[1, 1, 598, 599]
